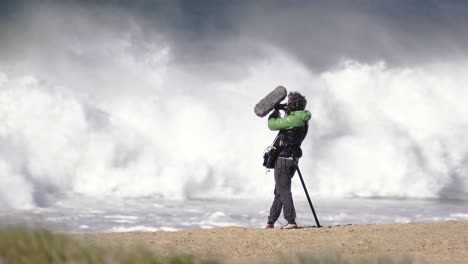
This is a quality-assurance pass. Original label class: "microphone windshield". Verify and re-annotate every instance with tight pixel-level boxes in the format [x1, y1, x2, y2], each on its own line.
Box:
[254, 86, 287, 117]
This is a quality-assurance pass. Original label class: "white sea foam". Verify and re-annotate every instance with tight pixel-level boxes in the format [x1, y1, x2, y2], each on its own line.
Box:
[108, 226, 162, 232]
[449, 213, 468, 220]
[103, 215, 139, 220]
[395, 217, 411, 224]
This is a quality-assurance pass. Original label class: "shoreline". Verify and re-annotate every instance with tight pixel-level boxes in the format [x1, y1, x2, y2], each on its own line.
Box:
[74, 220, 468, 263]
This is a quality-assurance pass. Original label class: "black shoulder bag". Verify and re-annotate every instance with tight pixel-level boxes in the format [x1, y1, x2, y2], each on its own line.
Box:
[262, 132, 281, 169]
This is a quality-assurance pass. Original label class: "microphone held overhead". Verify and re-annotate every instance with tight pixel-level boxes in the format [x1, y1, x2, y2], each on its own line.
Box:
[254, 86, 288, 117]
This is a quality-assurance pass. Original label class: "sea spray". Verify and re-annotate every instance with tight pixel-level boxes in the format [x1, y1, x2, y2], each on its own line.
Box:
[1, 59, 468, 210]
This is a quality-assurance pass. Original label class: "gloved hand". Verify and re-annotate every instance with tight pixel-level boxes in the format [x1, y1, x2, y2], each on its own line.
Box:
[269, 109, 281, 119]
[274, 103, 287, 111]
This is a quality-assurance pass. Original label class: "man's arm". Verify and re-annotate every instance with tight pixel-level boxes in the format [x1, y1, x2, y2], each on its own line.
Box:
[268, 111, 303, 130]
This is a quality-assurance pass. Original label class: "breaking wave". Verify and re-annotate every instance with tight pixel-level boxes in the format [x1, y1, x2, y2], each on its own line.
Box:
[2, 59, 468, 209]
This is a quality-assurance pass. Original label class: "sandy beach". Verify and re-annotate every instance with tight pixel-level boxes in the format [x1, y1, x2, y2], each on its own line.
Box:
[74, 220, 468, 263]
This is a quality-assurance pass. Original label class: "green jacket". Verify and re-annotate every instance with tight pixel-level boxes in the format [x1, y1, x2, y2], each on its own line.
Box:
[268, 110, 311, 131]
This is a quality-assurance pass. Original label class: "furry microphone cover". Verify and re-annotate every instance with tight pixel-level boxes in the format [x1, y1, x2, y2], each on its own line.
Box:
[254, 86, 287, 117]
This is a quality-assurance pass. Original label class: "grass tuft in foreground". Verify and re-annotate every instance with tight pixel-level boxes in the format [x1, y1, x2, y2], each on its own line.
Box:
[0, 227, 413, 264]
[0, 227, 217, 264]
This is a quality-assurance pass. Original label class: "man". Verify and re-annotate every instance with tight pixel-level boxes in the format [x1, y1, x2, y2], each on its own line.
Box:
[266, 91, 311, 229]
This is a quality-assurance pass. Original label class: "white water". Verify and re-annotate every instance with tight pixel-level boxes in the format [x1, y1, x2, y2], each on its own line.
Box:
[1, 2, 468, 222]
[2, 59, 468, 210]
[2, 197, 468, 233]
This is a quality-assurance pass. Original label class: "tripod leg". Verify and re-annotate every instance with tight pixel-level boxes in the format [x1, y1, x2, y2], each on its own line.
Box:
[296, 165, 322, 228]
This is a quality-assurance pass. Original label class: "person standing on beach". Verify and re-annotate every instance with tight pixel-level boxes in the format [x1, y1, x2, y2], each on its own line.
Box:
[265, 92, 311, 229]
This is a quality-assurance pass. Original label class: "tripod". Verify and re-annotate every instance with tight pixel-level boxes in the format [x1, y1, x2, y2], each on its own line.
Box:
[295, 163, 322, 228]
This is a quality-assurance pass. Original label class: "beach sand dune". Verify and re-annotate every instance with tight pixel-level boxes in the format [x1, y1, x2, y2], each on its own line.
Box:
[75, 221, 468, 263]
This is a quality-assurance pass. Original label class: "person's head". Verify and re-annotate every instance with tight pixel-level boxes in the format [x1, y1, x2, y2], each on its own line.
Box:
[287, 92, 307, 111]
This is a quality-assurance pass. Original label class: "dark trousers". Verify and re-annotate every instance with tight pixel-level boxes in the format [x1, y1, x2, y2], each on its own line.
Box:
[268, 157, 297, 224]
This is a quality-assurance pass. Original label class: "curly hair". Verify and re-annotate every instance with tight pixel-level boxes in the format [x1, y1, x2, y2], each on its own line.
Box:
[287, 91, 307, 111]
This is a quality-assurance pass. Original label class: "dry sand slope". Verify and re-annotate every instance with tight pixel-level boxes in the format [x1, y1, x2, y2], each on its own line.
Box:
[75, 221, 468, 263]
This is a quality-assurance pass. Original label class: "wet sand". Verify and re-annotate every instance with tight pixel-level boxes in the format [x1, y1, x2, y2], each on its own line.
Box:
[75, 220, 468, 263]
